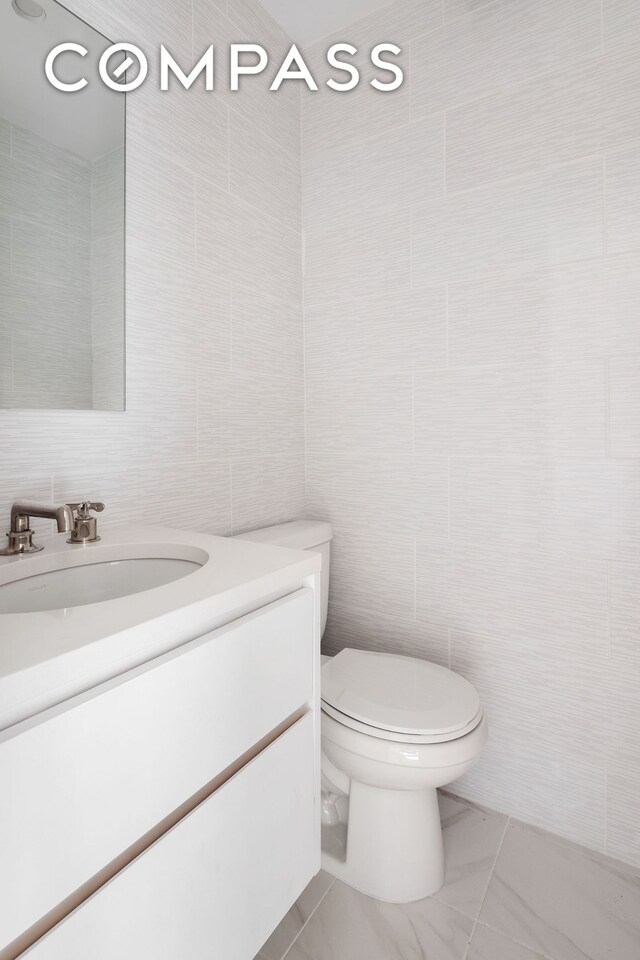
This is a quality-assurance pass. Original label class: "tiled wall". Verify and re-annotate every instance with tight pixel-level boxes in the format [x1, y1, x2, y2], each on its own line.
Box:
[91, 146, 125, 411]
[0, 120, 93, 409]
[303, 0, 640, 865]
[0, 0, 304, 540]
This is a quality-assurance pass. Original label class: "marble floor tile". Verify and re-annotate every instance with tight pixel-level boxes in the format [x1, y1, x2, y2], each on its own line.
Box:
[479, 821, 640, 960]
[435, 793, 509, 920]
[467, 923, 549, 960]
[285, 879, 473, 960]
[255, 871, 334, 960]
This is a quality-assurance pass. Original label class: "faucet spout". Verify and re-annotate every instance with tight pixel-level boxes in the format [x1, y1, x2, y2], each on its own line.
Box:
[10, 502, 75, 534]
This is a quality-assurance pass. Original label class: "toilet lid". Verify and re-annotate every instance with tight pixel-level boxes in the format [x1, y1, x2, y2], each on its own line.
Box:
[321, 649, 481, 737]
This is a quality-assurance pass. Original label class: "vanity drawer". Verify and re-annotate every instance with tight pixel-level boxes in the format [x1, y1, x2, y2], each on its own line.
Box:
[23, 712, 318, 960]
[0, 588, 315, 953]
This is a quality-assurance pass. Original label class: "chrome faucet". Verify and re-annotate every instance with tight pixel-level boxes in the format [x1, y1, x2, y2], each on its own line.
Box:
[0, 501, 75, 556]
[66, 501, 105, 544]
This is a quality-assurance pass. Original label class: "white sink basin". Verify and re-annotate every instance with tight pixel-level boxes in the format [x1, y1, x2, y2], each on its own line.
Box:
[0, 524, 319, 734]
[0, 557, 202, 615]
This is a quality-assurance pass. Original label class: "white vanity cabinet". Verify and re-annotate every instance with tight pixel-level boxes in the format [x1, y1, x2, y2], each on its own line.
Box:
[23, 714, 316, 960]
[0, 585, 320, 960]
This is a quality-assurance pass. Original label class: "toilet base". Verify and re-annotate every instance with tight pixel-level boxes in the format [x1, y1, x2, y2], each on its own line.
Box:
[321, 780, 444, 903]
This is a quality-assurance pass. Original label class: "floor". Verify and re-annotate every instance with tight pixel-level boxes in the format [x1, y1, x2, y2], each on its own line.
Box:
[256, 792, 640, 960]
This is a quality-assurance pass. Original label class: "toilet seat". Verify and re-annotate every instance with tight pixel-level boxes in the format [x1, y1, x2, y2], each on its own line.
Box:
[321, 700, 484, 744]
[321, 648, 482, 743]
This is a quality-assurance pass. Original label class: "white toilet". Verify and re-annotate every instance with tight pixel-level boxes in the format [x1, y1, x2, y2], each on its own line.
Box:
[235, 520, 488, 904]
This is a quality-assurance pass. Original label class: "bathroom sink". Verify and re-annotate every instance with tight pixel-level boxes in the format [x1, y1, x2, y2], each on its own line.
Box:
[0, 556, 202, 615]
[0, 523, 320, 734]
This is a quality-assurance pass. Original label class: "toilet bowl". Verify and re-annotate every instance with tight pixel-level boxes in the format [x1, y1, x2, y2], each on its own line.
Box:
[234, 520, 487, 903]
[320, 648, 487, 901]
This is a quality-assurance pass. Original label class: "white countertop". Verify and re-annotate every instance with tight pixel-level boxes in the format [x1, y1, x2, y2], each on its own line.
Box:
[0, 523, 320, 732]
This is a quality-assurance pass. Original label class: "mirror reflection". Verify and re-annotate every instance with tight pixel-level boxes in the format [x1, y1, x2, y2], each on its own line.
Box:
[0, 0, 125, 410]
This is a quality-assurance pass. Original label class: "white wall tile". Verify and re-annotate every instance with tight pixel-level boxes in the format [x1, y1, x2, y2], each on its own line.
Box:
[232, 289, 303, 380]
[196, 178, 302, 303]
[449, 458, 640, 561]
[65, 0, 193, 62]
[53, 459, 232, 536]
[446, 548, 608, 656]
[305, 454, 449, 540]
[450, 626, 608, 752]
[0, 118, 9, 157]
[414, 361, 607, 458]
[306, 373, 413, 458]
[603, 0, 640, 57]
[193, 0, 300, 156]
[448, 255, 640, 367]
[606, 758, 640, 867]
[230, 371, 304, 458]
[412, 159, 604, 284]
[609, 356, 640, 457]
[305, 206, 411, 302]
[231, 455, 305, 534]
[229, 109, 300, 227]
[610, 560, 640, 665]
[412, 0, 602, 118]
[127, 152, 196, 270]
[326, 523, 416, 625]
[443, 1, 494, 22]
[601, 660, 640, 762]
[127, 85, 228, 191]
[302, 0, 440, 155]
[415, 540, 450, 638]
[304, 288, 447, 377]
[446, 54, 640, 193]
[302, 115, 444, 231]
[606, 145, 640, 254]
[456, 727, 607, 851]
[0, 336, 11, 408]
[323, 600, 451, 671]
[197, 366, 232, 461]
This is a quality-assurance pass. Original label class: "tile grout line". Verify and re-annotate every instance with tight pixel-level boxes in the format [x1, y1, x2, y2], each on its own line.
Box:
[410, 38, 606, 123]
[462, 817, 511, 960]
[411, 372, 416, 456]
[304, 246, 640, 310]
[605, 356, 612, 460]
[604, 764, 609, 856]
[602, 154, 608, 258]
[473, 919, 559, 960]
[605, 558, 612, 660]
[190, 0, 194, 61]
[281, 879, 336, 960]
[229, 456, 234, 535]
[413, 535, 417, 621]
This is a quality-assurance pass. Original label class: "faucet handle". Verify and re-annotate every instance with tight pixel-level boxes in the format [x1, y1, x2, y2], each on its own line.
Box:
[67, 501, 105, 519]
[66, 501, 105, 544]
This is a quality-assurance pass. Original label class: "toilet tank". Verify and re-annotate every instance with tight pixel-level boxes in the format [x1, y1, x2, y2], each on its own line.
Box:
[234, 520, 332, 637]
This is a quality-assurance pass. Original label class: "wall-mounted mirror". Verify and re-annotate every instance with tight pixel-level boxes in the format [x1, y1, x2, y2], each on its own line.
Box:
[0, 0, 125, 410]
